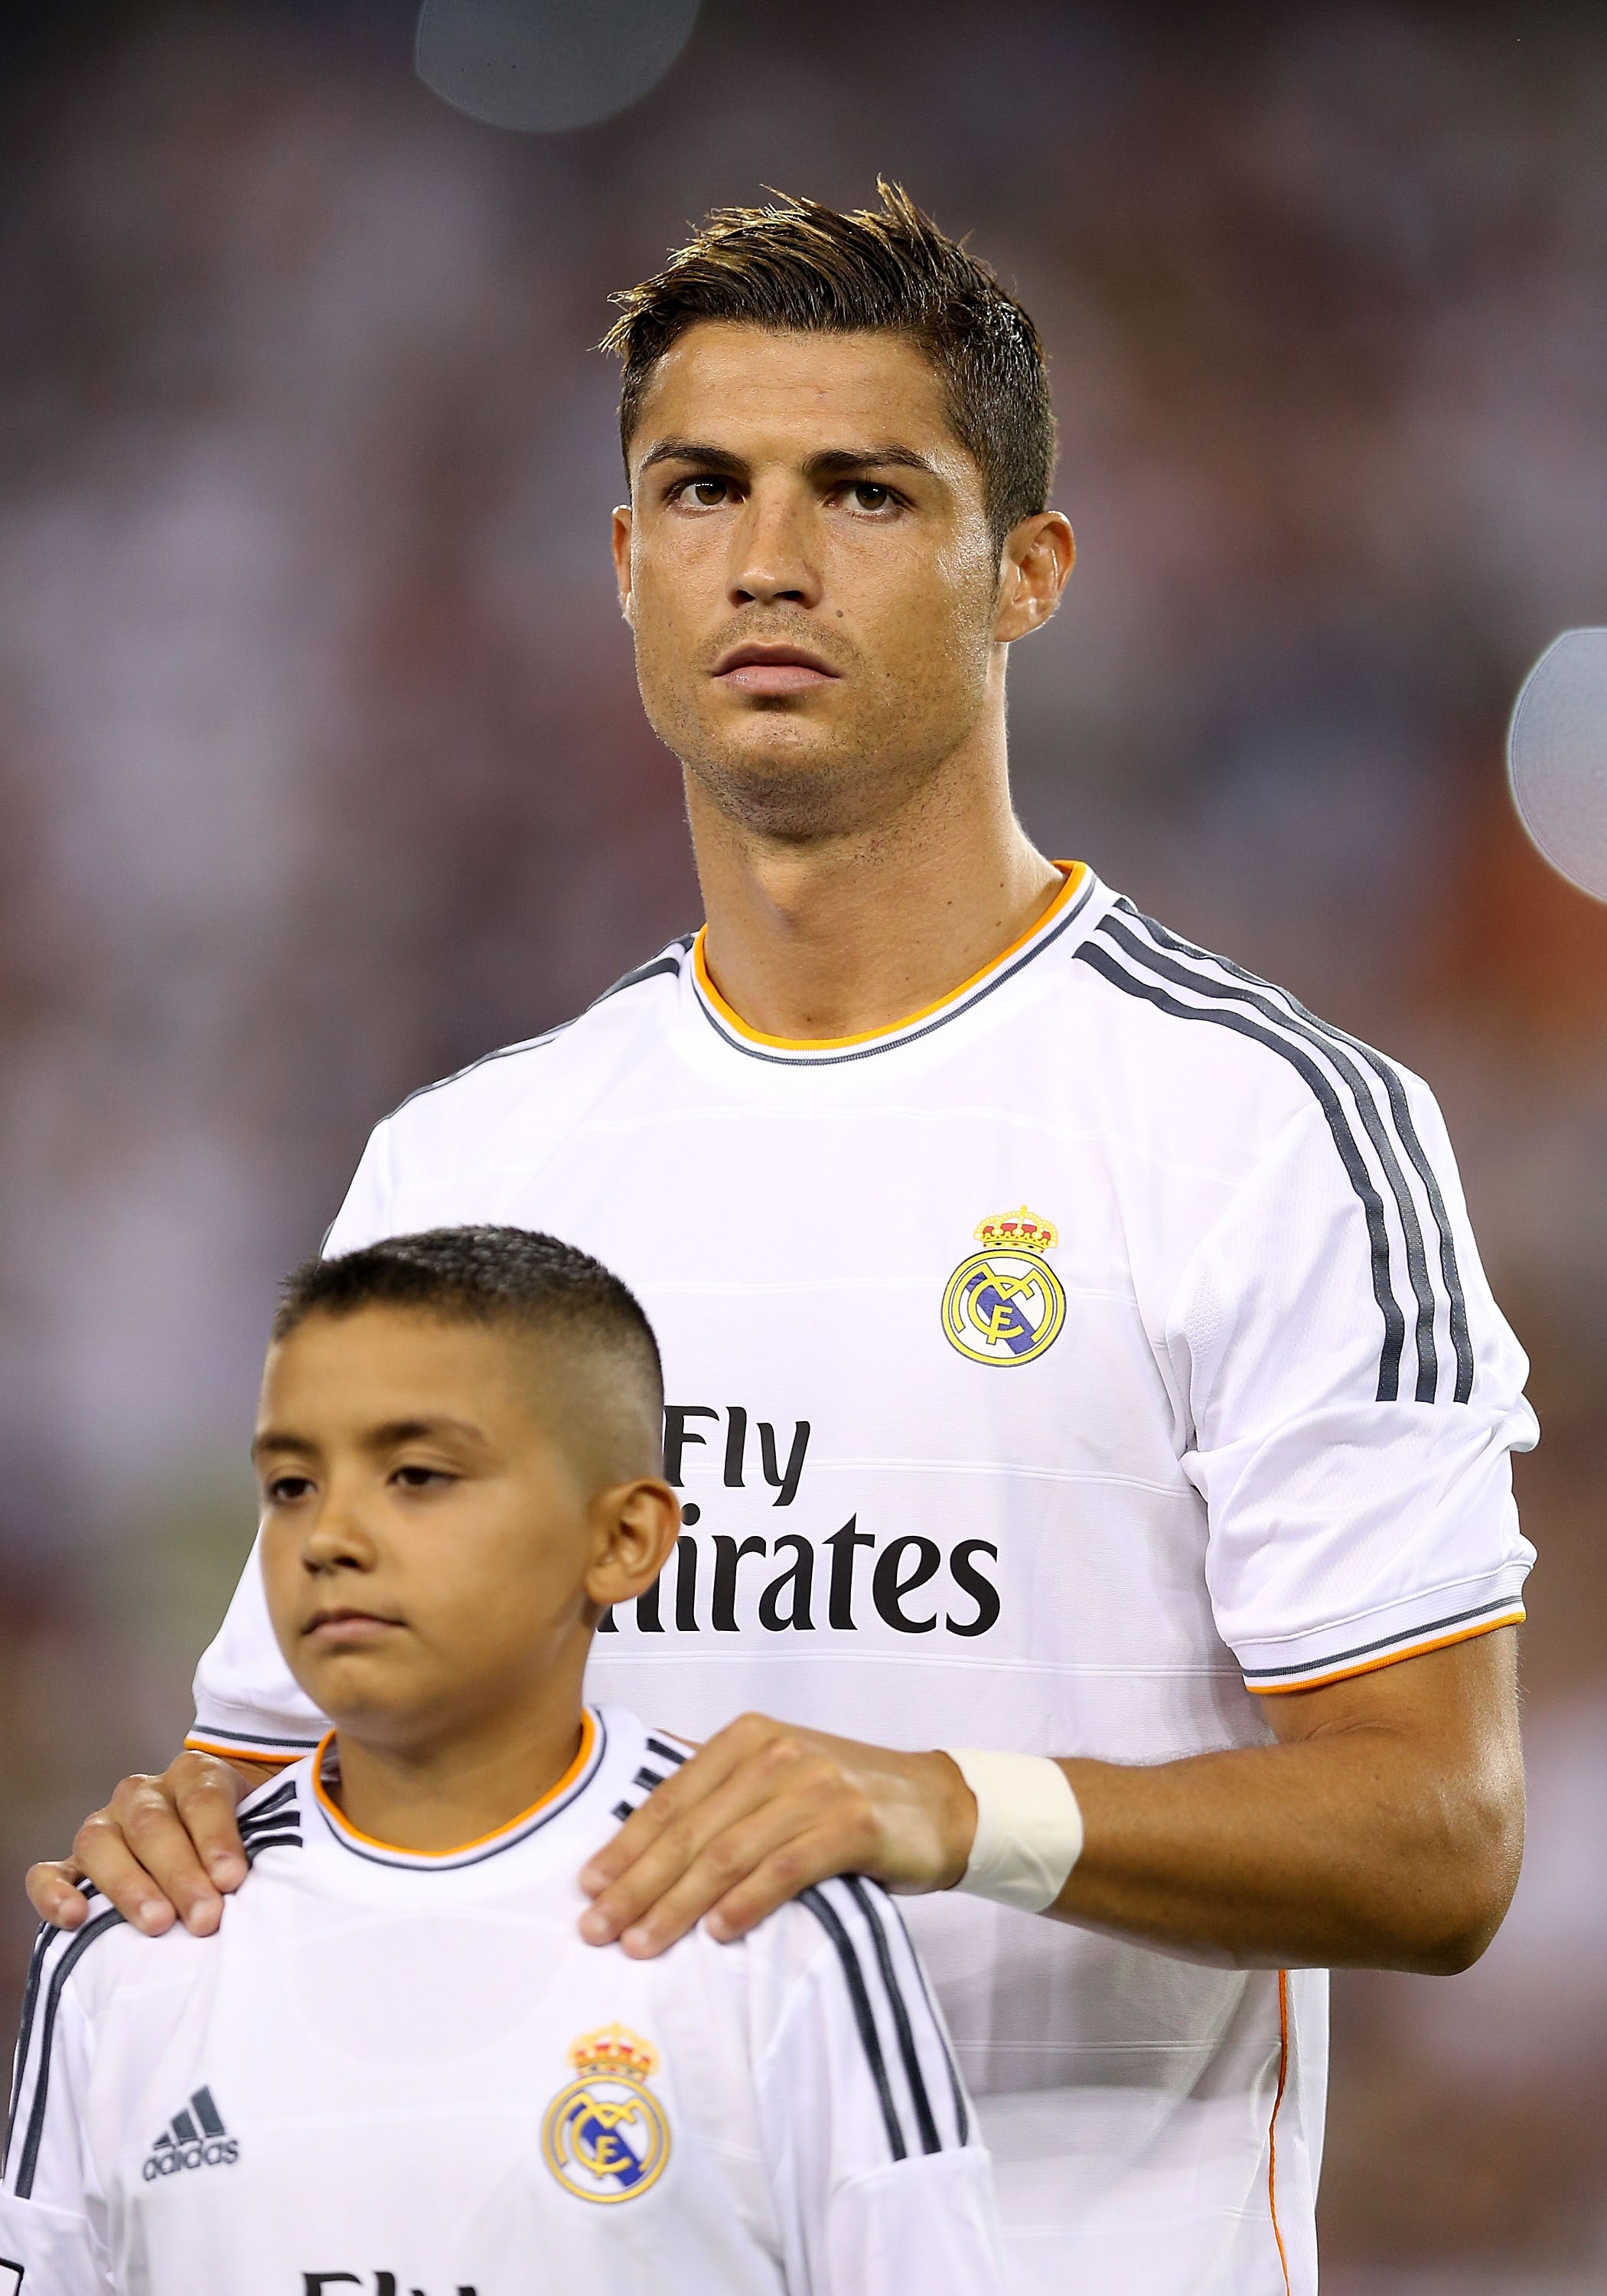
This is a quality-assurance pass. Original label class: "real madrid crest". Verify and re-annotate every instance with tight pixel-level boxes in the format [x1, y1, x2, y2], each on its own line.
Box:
[541, 2023, 671, 2204]
[942, 1206, 1067, 1367]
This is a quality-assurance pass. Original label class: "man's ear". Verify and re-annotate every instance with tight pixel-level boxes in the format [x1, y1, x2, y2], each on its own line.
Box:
[585, 1478, 680, 1610]
[993, 511, 1074, 645]
[611, 505, 634, 626]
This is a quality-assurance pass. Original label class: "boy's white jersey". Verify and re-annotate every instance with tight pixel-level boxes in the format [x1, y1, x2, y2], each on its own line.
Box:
[1, 1709, 997, 2296]
[186, 864, 1537, 2296]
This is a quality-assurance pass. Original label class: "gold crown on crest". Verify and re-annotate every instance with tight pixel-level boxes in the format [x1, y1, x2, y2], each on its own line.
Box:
[569, 2024, 659, 2083]
[973, 1205, 1058, 1254]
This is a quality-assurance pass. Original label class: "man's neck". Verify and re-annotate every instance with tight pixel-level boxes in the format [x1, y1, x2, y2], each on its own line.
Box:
[327, 1703, 585, 1855]
[686, 732, 1064, 1043]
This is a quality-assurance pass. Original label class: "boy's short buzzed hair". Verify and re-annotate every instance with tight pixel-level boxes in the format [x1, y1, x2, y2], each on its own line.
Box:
[602, 180, 1057, 555]
[273, 1226, 663, 1468]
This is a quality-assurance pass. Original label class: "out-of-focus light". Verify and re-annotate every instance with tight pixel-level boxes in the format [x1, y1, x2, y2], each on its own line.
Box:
[1508, 628, 1607, 904]
[415, 0, 702, 133]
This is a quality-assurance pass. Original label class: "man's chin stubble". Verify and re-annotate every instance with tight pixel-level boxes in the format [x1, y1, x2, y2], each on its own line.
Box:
[660, 708, 963, 846]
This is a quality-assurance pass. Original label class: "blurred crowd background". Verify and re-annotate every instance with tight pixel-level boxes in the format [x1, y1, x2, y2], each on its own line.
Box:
[2, 1, 1604, 2284]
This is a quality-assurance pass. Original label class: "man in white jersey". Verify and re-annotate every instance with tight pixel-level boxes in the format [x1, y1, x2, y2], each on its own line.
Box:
[3, 1227, 998, 2295]
[30, 186, 1536, 2296]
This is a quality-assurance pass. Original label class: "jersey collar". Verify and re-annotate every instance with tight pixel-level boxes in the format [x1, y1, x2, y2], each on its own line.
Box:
[691, 861, 1094, 1068]
[310, 1707, 606, 1871]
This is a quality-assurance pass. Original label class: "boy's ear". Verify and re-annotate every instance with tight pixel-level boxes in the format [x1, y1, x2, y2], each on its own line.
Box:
[585, 1479, 681, 1609]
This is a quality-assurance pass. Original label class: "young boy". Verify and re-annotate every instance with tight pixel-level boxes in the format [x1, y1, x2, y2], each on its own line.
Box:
[1, 1228, 1001, 2296]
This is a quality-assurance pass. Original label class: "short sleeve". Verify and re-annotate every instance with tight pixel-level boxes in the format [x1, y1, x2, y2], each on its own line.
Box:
[1, 1923, 116, 2296]
[187, 1120, 398, 1758]
[1173, 1074, 1537, 1696]
[755, 1879, 1003, 2296]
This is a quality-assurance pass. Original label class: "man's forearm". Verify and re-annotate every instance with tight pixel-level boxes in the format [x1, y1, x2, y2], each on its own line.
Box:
[1054, 1711, 1522, 1974]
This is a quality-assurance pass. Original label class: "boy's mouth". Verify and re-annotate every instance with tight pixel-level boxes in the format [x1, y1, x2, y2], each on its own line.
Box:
[303, 1606, 403, 1646]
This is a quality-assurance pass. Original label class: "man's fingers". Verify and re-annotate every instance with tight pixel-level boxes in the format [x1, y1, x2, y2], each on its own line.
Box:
[610, 1799, 834, 1957]
[582, 1745, 877, 1954]
[579, 1725, 755, 1893]
[579, 1733, 831, 1939]
[170, 1757, 251, 1889]
[25, 1859, 90, 1930]
[69, 1808, 187, 1936]
[699, 1828, 860, 1945]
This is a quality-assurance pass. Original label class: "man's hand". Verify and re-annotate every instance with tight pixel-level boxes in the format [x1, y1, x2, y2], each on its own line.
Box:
[578, 1632, 1524, 1975]
[578, 1714, 978, 1957]
[27, 1751, 278, 1936]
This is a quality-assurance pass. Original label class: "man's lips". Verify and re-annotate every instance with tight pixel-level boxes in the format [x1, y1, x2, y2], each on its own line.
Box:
[302, 1609, 402, 1645]
[712, 643, 840, 696]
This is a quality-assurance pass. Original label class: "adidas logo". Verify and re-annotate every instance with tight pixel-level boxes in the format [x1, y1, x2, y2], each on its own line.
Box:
[142, 2087, 239, 2181]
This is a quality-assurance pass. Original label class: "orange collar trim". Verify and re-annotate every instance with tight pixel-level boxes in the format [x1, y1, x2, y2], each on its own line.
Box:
[312, 1708, 597, 1862]
[693, 859, 1087, 1052]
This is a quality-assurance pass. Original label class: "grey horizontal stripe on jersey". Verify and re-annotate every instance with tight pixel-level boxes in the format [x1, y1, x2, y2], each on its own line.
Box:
[841, 1878, 944, 2154]
[8, 1908, 126, 2199]
[798, 1885, 908, 2160]
[1242, 1593, 1522, 1681]
[1078, 938, 1418, 1402]
[191, 1724, 320, 1752]
[696, 870, 1097, 1068]
[1108, 902, 1473, 1403]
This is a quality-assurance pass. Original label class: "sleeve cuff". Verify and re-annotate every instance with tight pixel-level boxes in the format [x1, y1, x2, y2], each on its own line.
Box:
[1238, 1574, 1528, 1695]
[185, 1715, 322, 1763]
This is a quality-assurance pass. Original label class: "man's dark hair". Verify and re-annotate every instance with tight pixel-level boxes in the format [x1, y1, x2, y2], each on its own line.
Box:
[274, 1227, 663, 1459]
[601, 181, 1056, 556]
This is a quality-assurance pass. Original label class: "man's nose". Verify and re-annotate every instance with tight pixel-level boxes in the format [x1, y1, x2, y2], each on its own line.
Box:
[728, 489, 822, 609]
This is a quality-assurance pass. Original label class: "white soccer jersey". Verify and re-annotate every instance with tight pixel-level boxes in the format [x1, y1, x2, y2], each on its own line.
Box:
[1, 1708, 997, 2296]
[184, 863, 1537, 2296]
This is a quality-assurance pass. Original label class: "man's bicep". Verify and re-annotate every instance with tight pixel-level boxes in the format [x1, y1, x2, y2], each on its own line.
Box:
[1263, 1623, 1521, 1764]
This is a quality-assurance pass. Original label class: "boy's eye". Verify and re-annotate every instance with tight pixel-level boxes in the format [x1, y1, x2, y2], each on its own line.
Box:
[266, 1475, 313, 1505]
[393, 1464, 451, 1490]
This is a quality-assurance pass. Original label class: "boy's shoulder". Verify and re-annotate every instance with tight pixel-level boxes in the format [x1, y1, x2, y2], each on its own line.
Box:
[15, 1887, 216, 2067]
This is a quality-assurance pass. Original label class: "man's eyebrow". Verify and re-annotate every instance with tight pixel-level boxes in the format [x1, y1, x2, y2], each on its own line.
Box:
[635, 439, 940, 482]
[801, 444, 938, 481]
[637, 439, 749, 478]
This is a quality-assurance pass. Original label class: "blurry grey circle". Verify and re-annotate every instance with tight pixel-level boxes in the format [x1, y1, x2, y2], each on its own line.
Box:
[416, 0, 701, 132]
[1508, 628, 1607, 902]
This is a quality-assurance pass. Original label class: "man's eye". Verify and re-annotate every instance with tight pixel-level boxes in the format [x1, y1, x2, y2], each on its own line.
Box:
[676, 477, 731, 507]
[846, 482, 898, 513]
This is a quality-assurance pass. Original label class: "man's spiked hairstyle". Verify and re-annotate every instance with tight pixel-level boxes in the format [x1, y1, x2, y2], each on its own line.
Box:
[601, 181, 1057, 554]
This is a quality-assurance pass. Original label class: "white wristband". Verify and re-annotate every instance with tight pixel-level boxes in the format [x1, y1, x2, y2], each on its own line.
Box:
[942, 1749, 1084, 1913]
